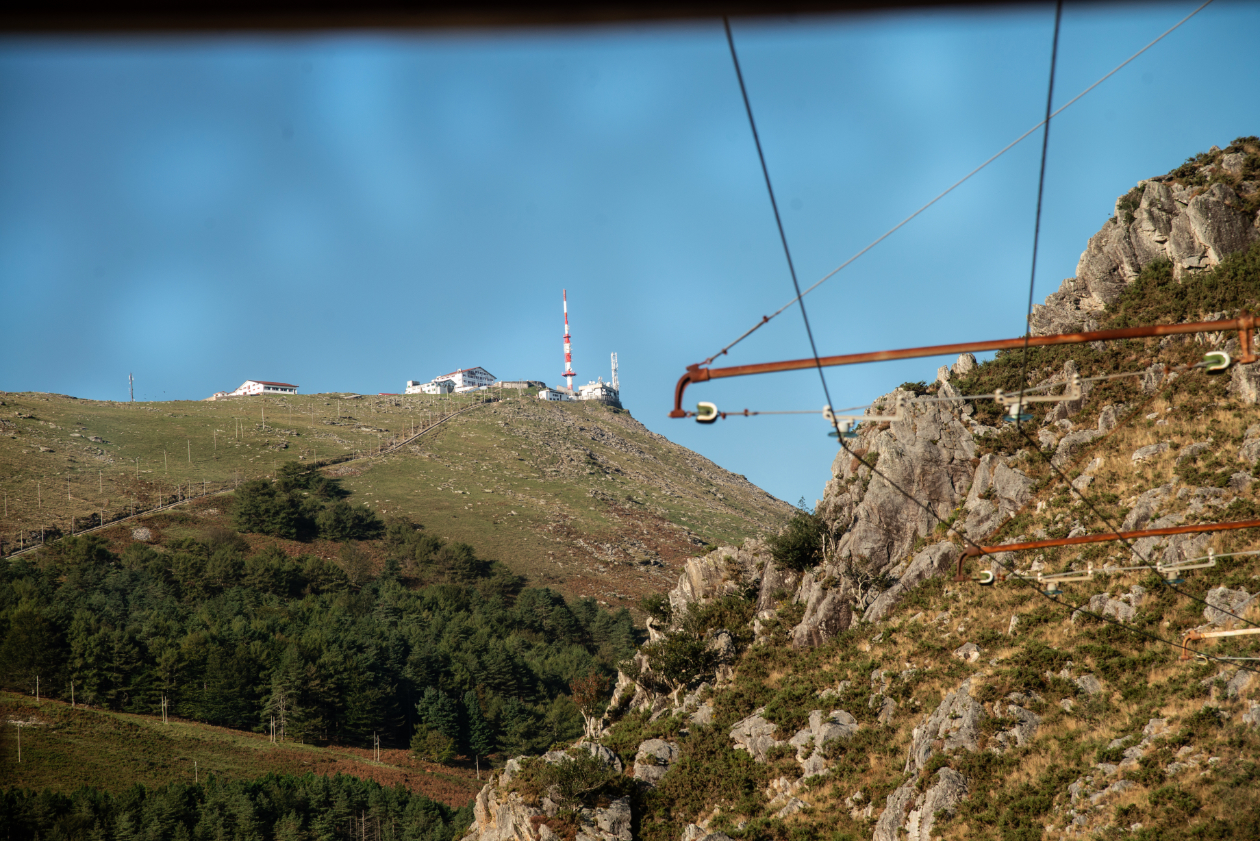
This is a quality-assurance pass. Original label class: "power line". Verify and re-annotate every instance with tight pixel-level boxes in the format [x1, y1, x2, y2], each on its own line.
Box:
[1017, 0, 1062, 413]
[723, 17, 840, 425]
[838, 432, 1259, 676]
[701, 0, 1218, 368]
[723, 1, 1258, 675]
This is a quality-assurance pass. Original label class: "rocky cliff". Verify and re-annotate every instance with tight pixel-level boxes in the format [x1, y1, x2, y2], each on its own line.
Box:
[458, 139, 1260, 841]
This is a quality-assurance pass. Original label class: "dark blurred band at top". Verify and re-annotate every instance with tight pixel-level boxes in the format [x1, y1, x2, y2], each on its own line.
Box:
[2, 0, 1113, 33]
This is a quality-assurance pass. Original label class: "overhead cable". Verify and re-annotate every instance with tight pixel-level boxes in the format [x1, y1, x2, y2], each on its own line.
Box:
[723, 6, 1254, 675]
[699, 0, 1217, 368]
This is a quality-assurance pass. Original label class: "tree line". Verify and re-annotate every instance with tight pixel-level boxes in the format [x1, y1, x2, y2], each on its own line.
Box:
[0, 499, 639, 758]
[0, 772, 470, 841]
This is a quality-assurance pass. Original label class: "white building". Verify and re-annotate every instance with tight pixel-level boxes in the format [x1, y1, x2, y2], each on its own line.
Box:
[230, 380, 299, 396]
[407, 379, 454, 395]
[576, 377, 622, 408]
[538, 388, 573, 402]
[434, 366, 496, 393]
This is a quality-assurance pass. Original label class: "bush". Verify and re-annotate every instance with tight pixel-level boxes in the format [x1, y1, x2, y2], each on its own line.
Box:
[767, 501, 825, 572]
[411, 724, 457, 764]
[232, 479, 304, 539]
[316, 499, 384, 540]
[514, 749, 626, 806]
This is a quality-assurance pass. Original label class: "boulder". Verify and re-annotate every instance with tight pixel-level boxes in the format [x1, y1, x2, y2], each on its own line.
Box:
[862, 543, 958, 625]
[1132, 442, 1170, 463]
[1204, 587, 1255, 627]
[952, 642, 980, 663]
[990, 697, 1041, 752]
[1074, 674, 1104, 696]
[633, 739, 677, 786]
[905, 679, 985, 775]
[131, 527, 153, 542]
[1072, 586, 1145, 624]
[729, 710, 781, 762]
[875, 769, 968, 841]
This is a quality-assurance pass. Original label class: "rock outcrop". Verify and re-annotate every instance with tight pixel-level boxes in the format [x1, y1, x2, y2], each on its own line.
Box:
[1031, 172, 1259, 336]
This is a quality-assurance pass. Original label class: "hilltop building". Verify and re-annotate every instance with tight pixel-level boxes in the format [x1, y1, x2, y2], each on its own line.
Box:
[212, 380, 299, 398]
[405, 367, 495, 395]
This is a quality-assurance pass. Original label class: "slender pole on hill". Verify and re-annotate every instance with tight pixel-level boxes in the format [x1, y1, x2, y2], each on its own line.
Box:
[70, 680, 74, 708]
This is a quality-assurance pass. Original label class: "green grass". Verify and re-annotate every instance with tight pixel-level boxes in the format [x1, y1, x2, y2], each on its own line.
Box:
[1, 391, 790, 607]
[0, 691, 481, 806]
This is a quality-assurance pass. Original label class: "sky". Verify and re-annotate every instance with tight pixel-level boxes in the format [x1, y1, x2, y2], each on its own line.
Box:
[2, 1, 1258, 506]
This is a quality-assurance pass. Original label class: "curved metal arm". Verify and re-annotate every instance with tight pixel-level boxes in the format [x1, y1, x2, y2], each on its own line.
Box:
[670, 313, 1256, 417]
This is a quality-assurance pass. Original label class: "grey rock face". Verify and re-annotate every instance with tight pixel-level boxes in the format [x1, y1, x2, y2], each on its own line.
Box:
[633, 739, 678, 787]
[862, 543, 958, 625]
[952, 353, 977, 377]
[1132, 442, 1171, 463]
[1243, 703, 1260, 729]
[827, 392, 976, 573]
[1204, 587, 1255, 626]
[875, 769, 968, 841]
[668, 542, 766, 622]
[962, 454, 1033, 537]
[1121, 483, 1175, 531]
[754, 557, 801, 615]
[905, 679, 985, 775]
[1230, 361, 1260, 406]
[991, 696, 1042, 753]
[787, 709, 858, 776]
[1072, 586, 1145, 624]
[132, 527, 153, 542]
[729, 710, 781, 762]
[1032, 177, 1258, 336]
[1074, 674, 1104, 696]
[789, 568, 857, 648]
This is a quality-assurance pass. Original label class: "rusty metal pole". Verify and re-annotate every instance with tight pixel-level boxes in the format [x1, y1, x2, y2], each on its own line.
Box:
[671, 313, 1257, 417]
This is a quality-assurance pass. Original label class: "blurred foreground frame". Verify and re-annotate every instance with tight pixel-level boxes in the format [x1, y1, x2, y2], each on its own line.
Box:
[3, 0, 1065, 33]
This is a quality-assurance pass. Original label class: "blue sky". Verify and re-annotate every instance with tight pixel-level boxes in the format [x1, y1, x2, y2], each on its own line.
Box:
[2, 1, 1258, 505]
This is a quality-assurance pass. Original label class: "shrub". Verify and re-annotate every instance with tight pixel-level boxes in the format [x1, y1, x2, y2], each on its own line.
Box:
[767, 500, 825, 572]
[316, 499, 384, 540]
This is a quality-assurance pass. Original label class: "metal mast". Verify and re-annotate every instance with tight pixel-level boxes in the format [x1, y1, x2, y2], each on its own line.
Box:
[611, 353, 619, 391]
[563, 290, 575, 392]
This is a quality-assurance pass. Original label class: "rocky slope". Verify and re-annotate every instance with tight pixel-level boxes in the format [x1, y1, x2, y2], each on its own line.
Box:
[457, 139, 1260, 841]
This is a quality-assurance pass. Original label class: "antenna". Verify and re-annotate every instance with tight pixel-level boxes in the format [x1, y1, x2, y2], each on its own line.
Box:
[129, 372, 134, 402]
[562, 290, 576, 392]
[611, 352, 619, 391]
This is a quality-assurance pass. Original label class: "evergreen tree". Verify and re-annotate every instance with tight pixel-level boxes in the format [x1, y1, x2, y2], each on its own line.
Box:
[464, 689, 495, 778]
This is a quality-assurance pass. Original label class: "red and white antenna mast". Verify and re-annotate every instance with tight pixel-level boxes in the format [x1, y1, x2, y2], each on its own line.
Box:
[563, 289, 576, 392]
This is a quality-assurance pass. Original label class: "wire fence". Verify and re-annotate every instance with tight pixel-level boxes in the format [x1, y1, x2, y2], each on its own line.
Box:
[0, 397, 496, 559]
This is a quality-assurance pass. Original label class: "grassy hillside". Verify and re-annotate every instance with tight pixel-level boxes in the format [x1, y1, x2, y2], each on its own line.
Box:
[0, 691, 480, 806]
[0, 391, 791, 608]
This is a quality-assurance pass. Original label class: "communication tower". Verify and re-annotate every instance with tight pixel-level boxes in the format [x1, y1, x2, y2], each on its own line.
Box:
[611, 353, 619, 391]
[562, 290, 575, 392]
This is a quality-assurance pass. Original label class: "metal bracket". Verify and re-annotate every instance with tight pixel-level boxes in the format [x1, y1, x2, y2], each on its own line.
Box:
[824, 395, 906, 439]
[994, 374, 1081, 421]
